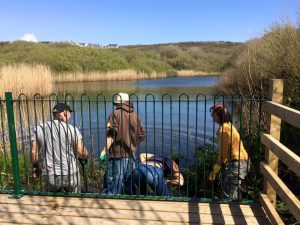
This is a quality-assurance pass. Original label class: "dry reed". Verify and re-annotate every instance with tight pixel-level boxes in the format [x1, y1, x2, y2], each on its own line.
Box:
[55, 69, 219, 83]
[176, 70, 219, 76]
[0, 64, 53, 98]
[54, 69, 168, 83]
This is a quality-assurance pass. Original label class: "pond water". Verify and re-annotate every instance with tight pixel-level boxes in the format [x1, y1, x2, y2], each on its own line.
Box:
[54, 75, 223, 163]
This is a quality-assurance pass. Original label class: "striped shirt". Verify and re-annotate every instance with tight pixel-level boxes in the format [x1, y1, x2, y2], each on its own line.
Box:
[31, 120, 82, 176]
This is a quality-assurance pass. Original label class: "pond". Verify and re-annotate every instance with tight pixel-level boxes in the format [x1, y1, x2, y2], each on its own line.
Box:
[54, 75, 223, 163]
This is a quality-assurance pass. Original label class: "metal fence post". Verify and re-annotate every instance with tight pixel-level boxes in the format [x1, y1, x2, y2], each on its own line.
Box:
[5, 92, 22, 198]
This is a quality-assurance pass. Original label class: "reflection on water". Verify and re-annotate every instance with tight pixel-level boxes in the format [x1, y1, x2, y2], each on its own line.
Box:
[55, 76, 219, 100]
[54, 76, 224, 163]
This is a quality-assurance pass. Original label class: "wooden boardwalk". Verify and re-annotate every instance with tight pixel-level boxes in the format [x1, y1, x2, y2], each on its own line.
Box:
[0, 194, 271, 224]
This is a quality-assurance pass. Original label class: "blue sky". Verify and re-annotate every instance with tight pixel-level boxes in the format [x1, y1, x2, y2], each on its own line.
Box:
[0, 0, 299, 45]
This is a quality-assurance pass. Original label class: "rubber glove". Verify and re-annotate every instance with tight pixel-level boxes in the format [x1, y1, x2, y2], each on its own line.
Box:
[100, 149, 106, 162]
[100, 154, 105, 161]
[208, 164, 221, 181]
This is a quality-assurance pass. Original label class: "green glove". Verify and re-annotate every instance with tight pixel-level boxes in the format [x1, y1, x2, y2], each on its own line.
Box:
[100, 154, 105, 161]
[208, 164, 221, 181]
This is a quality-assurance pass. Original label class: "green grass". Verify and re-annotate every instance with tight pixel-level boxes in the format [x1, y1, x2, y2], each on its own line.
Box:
[0, 41, 243, 75]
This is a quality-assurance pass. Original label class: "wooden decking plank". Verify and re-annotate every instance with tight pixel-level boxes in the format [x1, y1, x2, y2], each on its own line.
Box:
[0, 194, 271, 225]
[0, 194, 266, 216]
[0, 212, 183, 225]
[0, 201, 265, 217]
[0, 202, 265, 219]
[0, 210, 269, 225]
[0, 202, 270, 224]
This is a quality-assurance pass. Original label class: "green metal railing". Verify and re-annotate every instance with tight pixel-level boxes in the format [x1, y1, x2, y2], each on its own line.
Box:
[0, 92, 265, 202]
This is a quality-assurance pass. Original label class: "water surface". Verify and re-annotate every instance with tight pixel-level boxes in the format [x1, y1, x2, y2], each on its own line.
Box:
[55, 76, 223, 163]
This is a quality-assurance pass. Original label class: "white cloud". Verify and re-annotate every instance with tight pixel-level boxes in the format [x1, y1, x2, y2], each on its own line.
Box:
[20, 33, 38, 42]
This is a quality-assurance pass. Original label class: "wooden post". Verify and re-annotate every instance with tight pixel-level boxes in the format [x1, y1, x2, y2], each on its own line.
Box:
[263, 79, 283, 206]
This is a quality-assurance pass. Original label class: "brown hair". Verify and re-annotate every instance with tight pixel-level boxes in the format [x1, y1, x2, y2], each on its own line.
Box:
[210, 104, 232, 123]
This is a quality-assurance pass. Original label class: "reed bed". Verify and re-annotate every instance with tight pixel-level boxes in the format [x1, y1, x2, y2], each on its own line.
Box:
[54, 69, 169, 83]
[0, 64, 53, 98]
[0, 99, 51, 155]
[176, 70, 219, 76]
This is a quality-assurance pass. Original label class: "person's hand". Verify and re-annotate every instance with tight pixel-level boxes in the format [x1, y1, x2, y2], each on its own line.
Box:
[79, 158, 88, 168]
[208, 164, 221, 181]
[33, 168, 40, 177]
[165, 179, 171, 185]
[100, 149, 106, 161]
[100, 154, 105, 161]
[33, 163, 40, 177]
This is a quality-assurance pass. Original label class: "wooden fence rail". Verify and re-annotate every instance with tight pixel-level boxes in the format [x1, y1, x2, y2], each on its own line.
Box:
[260, 79, 300, 224]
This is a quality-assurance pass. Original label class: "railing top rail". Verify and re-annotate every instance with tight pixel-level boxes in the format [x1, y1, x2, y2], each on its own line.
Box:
[261, 133, 300, 177]
[262, 101, 300, 129]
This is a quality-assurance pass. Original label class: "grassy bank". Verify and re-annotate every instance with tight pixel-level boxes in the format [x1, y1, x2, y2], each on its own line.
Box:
[0, 40, 234, 92]
[0, 41, 242, 76]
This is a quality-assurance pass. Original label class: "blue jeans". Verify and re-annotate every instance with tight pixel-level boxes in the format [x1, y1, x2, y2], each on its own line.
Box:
[132, 164, 168, 196]
[103, 158, 135, 195]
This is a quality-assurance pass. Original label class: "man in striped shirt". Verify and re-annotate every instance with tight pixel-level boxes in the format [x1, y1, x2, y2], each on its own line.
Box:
[31, 103, 88, 193]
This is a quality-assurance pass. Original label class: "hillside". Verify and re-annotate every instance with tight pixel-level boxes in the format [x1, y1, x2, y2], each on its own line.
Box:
[0, 41, 244, 75]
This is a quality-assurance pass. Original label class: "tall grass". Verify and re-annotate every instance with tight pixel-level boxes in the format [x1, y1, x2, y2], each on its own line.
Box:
[54, 69, 219, 83]
[0, 64, 53, 98]
[54, 69, 167, 83]
[176, 70, 219, 77]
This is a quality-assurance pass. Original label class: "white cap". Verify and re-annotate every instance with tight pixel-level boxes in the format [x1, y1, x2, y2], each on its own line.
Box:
[114, 93, 129, 104]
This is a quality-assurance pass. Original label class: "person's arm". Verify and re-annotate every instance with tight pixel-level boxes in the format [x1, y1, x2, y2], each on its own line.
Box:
[100, 112, 118, 160]
[217, 128, 231, 165]
[100, 137, 114, 160]
[139, 153, 153, 163]
[208, 128, 230, 181]
[31, 140, 38, 165]
[138, 118, 146, 142]
[166, 172, 184, 186]
[76, 139, 88, 159]
[31, 140, 39, 177]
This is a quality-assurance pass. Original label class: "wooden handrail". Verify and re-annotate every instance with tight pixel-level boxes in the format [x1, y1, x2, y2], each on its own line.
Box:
[260, 162, 300, 222]
[262, 101, 300, 129]
[259, 193, 284, 225]
[260, 79, 300, 224]
[261, 133, 300, 177]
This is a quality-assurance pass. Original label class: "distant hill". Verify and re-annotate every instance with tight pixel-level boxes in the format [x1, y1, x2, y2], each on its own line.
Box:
[0, 41, 244, 74]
